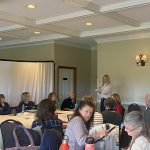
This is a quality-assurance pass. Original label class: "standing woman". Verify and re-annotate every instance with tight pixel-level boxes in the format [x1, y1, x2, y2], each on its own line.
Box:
[65, 98, 108, 150]
[124, 111, 150, 150]
[95, 74, 112, 112]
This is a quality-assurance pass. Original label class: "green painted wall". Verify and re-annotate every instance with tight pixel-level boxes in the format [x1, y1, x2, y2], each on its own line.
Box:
[97, 38, 150, 105]
[0, 43, 54, 61]
[54, 43, 91, 100]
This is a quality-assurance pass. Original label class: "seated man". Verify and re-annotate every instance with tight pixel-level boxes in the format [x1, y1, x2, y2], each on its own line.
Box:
[61, 92, 75, 111]
[144, 92, 150, 121]
[0, 94, 11, 115]
[102, 98, 122, 127]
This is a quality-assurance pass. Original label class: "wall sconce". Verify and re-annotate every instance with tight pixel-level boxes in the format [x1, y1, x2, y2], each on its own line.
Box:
[135, 53, 147, 66]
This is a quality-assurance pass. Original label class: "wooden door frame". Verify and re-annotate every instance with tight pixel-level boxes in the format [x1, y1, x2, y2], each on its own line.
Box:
[57, 66, 77, 100]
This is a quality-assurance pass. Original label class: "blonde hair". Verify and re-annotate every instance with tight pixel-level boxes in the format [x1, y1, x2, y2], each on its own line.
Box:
[102, 74, 110, 85]
[69, 92, 75, 97]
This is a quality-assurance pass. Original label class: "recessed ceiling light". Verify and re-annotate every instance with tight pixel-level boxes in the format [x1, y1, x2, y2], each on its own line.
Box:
[85, 22, 93, 26]
[26, 4, 37, 9]
[34, 31, 41, 34]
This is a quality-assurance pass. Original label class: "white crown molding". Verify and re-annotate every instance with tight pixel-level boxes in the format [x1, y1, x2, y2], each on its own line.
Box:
[0, 34, 67, 49]
[95, 31, 150, 43]
[101, 0, 150, 12]
[0, 40, 54, 50]
[55, 40, 91, 50]
[81, 21, 150, 38]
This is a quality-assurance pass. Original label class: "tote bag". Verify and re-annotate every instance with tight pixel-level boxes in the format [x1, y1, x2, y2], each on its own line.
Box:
[6, 125, 40, 150]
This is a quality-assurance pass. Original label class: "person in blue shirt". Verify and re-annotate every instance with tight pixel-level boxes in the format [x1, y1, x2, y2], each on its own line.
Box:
[61, 92, 76, 111]
[16, 92, 35, 113]
[0, 94, 11, 115]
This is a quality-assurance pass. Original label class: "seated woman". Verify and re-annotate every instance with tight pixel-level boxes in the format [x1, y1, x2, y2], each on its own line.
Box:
[16, 92, 35, 113]
[112, 93, 125, 119]
[65, 97, 108, 150]
[48, 92, 60, 109]
[61, 92, 76, 111]
[0, 94, 11, 115]
[124, 111, 150, 150]
[32, 99, 63, 135]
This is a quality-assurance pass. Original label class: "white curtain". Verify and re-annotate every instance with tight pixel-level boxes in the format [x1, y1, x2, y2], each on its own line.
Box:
[0, 61, 54, 106]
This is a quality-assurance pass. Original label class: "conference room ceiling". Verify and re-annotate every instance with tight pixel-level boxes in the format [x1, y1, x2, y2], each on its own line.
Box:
[0, 0, 150, 48]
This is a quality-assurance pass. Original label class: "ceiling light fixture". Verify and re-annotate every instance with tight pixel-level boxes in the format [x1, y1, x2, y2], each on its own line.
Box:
[26, 4, 37, 9]
[0, 38, 2, 40]
[86, 22, 93, 26]
[34, 31, 41, 34]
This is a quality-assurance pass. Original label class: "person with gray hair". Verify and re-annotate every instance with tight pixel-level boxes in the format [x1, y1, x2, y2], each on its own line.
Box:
[144, 92, 150, 121]
[124, 111, 150, 150]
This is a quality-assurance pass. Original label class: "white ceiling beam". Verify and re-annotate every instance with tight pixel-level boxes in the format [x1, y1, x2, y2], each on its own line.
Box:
[101, 0, 150, 12]
[81, 22, 150, 37]
[0, 10, 80, 37]
[64, 0, 100, 12]
[0, 10, 35, 26]
[103, 12, 140, 27]
[64, 0, 140, 27]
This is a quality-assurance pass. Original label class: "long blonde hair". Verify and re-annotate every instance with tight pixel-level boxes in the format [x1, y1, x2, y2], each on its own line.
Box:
[102, 74, 110, 86]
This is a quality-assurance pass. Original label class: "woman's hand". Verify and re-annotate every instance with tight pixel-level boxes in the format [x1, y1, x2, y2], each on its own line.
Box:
[92, 129, 108, 139]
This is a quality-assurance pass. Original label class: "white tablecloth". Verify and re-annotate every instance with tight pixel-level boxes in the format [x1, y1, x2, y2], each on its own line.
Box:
[0, 110, 73, 150]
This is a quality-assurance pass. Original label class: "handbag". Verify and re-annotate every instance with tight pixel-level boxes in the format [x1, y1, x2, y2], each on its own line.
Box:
[6, 125, 40, 150]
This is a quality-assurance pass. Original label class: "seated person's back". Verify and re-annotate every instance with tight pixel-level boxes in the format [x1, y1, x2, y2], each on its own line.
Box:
[32, 99, 63, 135]
[16, 92, 35, 113]
[0, 94, 11, 115]
[102, 98, 122, 127]
[61, 92, 75, 111]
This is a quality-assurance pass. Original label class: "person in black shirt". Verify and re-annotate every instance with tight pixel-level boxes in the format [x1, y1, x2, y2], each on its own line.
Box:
[102, 98, 122, 127]
[16, 92, 35, 113]
[0, 94, 11, 115]
[61, 92, 76, 111]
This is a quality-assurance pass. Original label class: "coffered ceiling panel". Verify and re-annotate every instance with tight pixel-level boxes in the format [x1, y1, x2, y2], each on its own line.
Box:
[0, 0, 150, 47]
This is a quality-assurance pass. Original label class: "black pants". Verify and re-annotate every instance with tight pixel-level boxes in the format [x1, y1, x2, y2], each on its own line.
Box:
[100, 98, 105, 112]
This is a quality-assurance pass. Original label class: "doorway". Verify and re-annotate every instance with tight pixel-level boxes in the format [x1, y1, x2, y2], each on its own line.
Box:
[57, 66, 76, 102]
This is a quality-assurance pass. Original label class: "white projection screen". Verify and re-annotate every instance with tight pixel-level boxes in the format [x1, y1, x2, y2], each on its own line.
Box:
[0, 60, 54, 106]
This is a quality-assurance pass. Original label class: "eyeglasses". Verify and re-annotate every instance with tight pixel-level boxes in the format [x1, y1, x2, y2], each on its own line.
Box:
[125, 126, 140, 132]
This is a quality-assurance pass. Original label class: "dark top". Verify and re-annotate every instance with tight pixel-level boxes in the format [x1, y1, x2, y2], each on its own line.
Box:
[61, 97, 75, 110]
[102, 109, 122, 127]
[144, 107, 150, 121]
[0, 102, 11, 115]
[16, 101, 35, 113]
[32, 119, 63, 133]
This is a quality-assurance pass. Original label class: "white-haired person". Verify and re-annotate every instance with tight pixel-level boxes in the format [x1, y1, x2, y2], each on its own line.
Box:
[124, 111, 150, 150]
[61, 92, 76, 111]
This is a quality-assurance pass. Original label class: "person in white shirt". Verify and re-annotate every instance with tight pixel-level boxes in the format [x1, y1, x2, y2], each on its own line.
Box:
[95, 74, 112, 112]
[124, 111, 150, 150]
